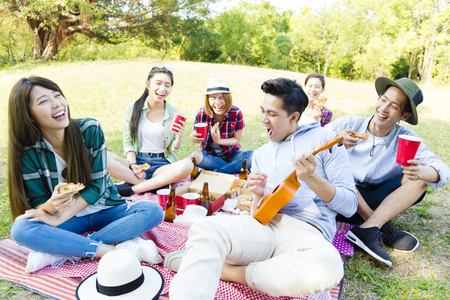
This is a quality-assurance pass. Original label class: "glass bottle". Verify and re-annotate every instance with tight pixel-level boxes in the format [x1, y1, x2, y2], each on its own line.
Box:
[164, 186, 177, 222]
[239, 159, 248, 180]
[191, 157, 199, 181]
[199, 182, 210, 215]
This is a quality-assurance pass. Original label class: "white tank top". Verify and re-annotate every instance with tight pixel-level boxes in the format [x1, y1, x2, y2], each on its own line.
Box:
[139, 118, 165, 153]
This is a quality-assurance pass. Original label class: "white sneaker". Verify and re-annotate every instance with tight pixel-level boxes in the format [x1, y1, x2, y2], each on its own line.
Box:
[164, 249, 185, 273]
[25, 250, 81, 274]
[117, 236, 163, 264]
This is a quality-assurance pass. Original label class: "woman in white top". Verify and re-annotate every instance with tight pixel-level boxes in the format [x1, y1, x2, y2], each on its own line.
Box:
[107, 66, 193, 196]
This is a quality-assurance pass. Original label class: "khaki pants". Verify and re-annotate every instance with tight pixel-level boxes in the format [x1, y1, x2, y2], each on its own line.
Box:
[169, 214, 343, 300]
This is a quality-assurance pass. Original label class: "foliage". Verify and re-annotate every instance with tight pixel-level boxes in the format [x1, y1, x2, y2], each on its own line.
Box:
[0, 12, 33, 68]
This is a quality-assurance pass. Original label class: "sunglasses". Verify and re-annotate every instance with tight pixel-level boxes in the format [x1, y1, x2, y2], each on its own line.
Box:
[153, 65, 174, 73]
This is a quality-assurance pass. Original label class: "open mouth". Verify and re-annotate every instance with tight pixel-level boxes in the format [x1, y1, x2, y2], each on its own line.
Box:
[377, 112, 388, 120]
[156, 91, 166, 97]
[265, 127, 274, 139]
[52, 110, 65, 119]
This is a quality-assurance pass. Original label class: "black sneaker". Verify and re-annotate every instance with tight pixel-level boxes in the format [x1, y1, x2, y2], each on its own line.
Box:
[381, 221, 419, 252]
[346, 224, 393, 267]
[115, 182, 135, 197]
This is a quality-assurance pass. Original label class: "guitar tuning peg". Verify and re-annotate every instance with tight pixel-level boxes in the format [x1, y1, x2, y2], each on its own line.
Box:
[338, 141, 344, 147]
[328, 148, 333, 153]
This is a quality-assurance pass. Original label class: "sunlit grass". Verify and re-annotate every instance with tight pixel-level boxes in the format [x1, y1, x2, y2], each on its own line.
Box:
[0, 58, 449, 299]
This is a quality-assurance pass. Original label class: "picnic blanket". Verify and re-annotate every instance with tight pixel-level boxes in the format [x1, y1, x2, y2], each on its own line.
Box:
[0, 181, 354, 300]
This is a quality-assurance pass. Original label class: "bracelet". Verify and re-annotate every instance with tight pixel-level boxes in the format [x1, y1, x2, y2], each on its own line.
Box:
[129, 163, 138, 170]
[414, 175, 421, 181]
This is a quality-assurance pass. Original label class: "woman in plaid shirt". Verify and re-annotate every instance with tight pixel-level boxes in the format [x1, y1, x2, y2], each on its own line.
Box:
[8, 77, 164, 274]
[297, 73, 333, 127]
[190, 77, 253, 174]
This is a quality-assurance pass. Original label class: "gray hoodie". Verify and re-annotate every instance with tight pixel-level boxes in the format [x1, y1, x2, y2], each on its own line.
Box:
[252, 122, 358, 242]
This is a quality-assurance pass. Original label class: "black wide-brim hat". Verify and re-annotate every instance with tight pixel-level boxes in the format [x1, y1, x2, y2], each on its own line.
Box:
[375, 77, 423, 125]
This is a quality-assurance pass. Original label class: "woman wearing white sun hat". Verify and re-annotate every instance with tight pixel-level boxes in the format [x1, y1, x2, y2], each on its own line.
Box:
[190, 77, 253, 174]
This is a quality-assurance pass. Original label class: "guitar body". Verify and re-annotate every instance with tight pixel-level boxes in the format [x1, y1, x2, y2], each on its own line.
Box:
[252, 132, 359, 225]
[253, 171, 300, 225]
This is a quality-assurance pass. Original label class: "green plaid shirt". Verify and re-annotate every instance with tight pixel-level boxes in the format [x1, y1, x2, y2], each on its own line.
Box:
[22, 118, 124, 208]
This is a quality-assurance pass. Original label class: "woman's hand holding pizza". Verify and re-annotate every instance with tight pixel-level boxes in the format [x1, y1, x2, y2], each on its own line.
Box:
[130, 164, 146, 180]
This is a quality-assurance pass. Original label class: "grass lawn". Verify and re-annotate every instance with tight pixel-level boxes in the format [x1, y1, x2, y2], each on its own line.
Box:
[0, 58, 449, 299]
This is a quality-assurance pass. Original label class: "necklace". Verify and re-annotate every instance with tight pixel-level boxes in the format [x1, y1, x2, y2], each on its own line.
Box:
[369, 120, 401, 157]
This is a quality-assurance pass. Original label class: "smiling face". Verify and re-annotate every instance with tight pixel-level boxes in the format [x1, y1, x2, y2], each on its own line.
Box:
[208, 93, 227, 116]
[146, 73, 172, 103]
[260, 93, 299, 142]
[29, 85, 69, 135]
[305, 78, 324, 102]
[371, 86, 411, 136]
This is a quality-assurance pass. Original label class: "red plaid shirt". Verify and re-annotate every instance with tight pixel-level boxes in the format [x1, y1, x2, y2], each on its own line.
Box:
[193, 106, 245, 158]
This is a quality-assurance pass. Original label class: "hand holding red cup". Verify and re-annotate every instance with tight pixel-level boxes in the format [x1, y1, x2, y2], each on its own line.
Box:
[396, 135, 422, 166]
[169, 113, 187, 133]
[194, 123, 208, 140]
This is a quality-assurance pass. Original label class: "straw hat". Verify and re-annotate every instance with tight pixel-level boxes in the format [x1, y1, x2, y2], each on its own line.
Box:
[205, 77, 232, 95]
[375, 76, 423, 125]
[76, 250, 164, 299]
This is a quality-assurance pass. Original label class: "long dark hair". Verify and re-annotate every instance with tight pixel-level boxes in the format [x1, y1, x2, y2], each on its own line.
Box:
[8, 76, 92, 220]
[130, 67, 174, 142]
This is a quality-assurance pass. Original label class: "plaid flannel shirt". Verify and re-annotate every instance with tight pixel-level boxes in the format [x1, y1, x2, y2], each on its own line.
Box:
[22, 118, 124, 208]
[193, 106, 245, 159]
[320, 106, 333, 127]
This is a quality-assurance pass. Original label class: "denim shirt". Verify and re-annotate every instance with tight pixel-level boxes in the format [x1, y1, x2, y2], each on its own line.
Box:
[123, 98, 182, 164]
[326, 115, 450, 189]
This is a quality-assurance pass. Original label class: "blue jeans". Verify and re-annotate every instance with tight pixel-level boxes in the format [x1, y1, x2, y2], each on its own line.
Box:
[10, 201, 163, 258]
[136, 155, 170, 179]
[197, 150, 254, 174]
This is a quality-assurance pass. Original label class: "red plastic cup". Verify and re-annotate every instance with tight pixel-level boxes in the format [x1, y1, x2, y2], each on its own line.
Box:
[169, 113, 186, 133]
[183, 193, 200, 206]
[194, 123, 208, 140]
[396, 135, 422, 166]
[156, 189, 170, 210]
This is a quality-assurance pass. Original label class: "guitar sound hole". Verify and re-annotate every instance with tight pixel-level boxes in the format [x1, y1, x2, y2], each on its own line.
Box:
[273, 185, 280, 193]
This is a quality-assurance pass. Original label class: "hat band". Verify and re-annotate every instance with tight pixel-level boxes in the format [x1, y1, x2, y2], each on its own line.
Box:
[96, 271, 144, 296]
[206, 87, 230, 92]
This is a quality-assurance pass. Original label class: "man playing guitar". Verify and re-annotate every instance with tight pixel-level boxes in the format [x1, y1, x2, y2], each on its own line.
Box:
[166, 78, 358, 299]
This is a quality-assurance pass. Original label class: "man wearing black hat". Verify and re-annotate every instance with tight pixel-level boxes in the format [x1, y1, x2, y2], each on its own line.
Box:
[326, 76, 450, 267]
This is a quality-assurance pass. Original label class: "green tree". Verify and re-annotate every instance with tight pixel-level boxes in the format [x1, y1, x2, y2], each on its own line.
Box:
[0, 11, 33, 66]
[0, 0, 218, 60]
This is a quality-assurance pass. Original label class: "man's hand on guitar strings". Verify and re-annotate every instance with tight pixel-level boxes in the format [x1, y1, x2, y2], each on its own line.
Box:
[247, 171, 268, 198]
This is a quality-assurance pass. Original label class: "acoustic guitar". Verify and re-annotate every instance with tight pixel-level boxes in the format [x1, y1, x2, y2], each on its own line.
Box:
[252, 133, 368, 225]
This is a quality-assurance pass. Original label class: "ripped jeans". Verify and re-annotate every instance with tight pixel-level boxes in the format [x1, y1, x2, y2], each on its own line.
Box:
[10, 201, 163, 258]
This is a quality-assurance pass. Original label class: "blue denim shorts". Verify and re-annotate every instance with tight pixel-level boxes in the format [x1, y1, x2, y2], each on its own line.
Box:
[136, 155, 170, 179]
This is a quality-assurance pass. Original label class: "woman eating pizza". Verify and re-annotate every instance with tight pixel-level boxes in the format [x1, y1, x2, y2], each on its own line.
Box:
[298, 73, 332, 127]
[8, 76, 164, 274]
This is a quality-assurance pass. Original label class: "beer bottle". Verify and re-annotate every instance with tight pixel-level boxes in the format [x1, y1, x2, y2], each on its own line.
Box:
[199, 182, 210, 215]
[239, 159, 248, 180]
[164, 186, 177, 222]
[191, 157, 199, 180]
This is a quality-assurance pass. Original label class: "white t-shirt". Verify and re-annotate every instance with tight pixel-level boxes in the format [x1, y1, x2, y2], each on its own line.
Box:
[348, 130, 388, 184]
[298, 114, 317, 126]
[44, 139, 109, 217]
[139, 118, 165, 153]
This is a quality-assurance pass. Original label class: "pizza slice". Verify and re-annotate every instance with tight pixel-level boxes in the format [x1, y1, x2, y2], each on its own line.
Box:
[138, 163, 150, 171]
[350, 134, 369, 140]
[312, 97, 327, 109]
[60, 183, 85, 194]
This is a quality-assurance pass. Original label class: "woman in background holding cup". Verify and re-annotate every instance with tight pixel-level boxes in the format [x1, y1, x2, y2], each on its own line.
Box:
[108, 66, 193, 196]
[190, 77, 253, 174]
